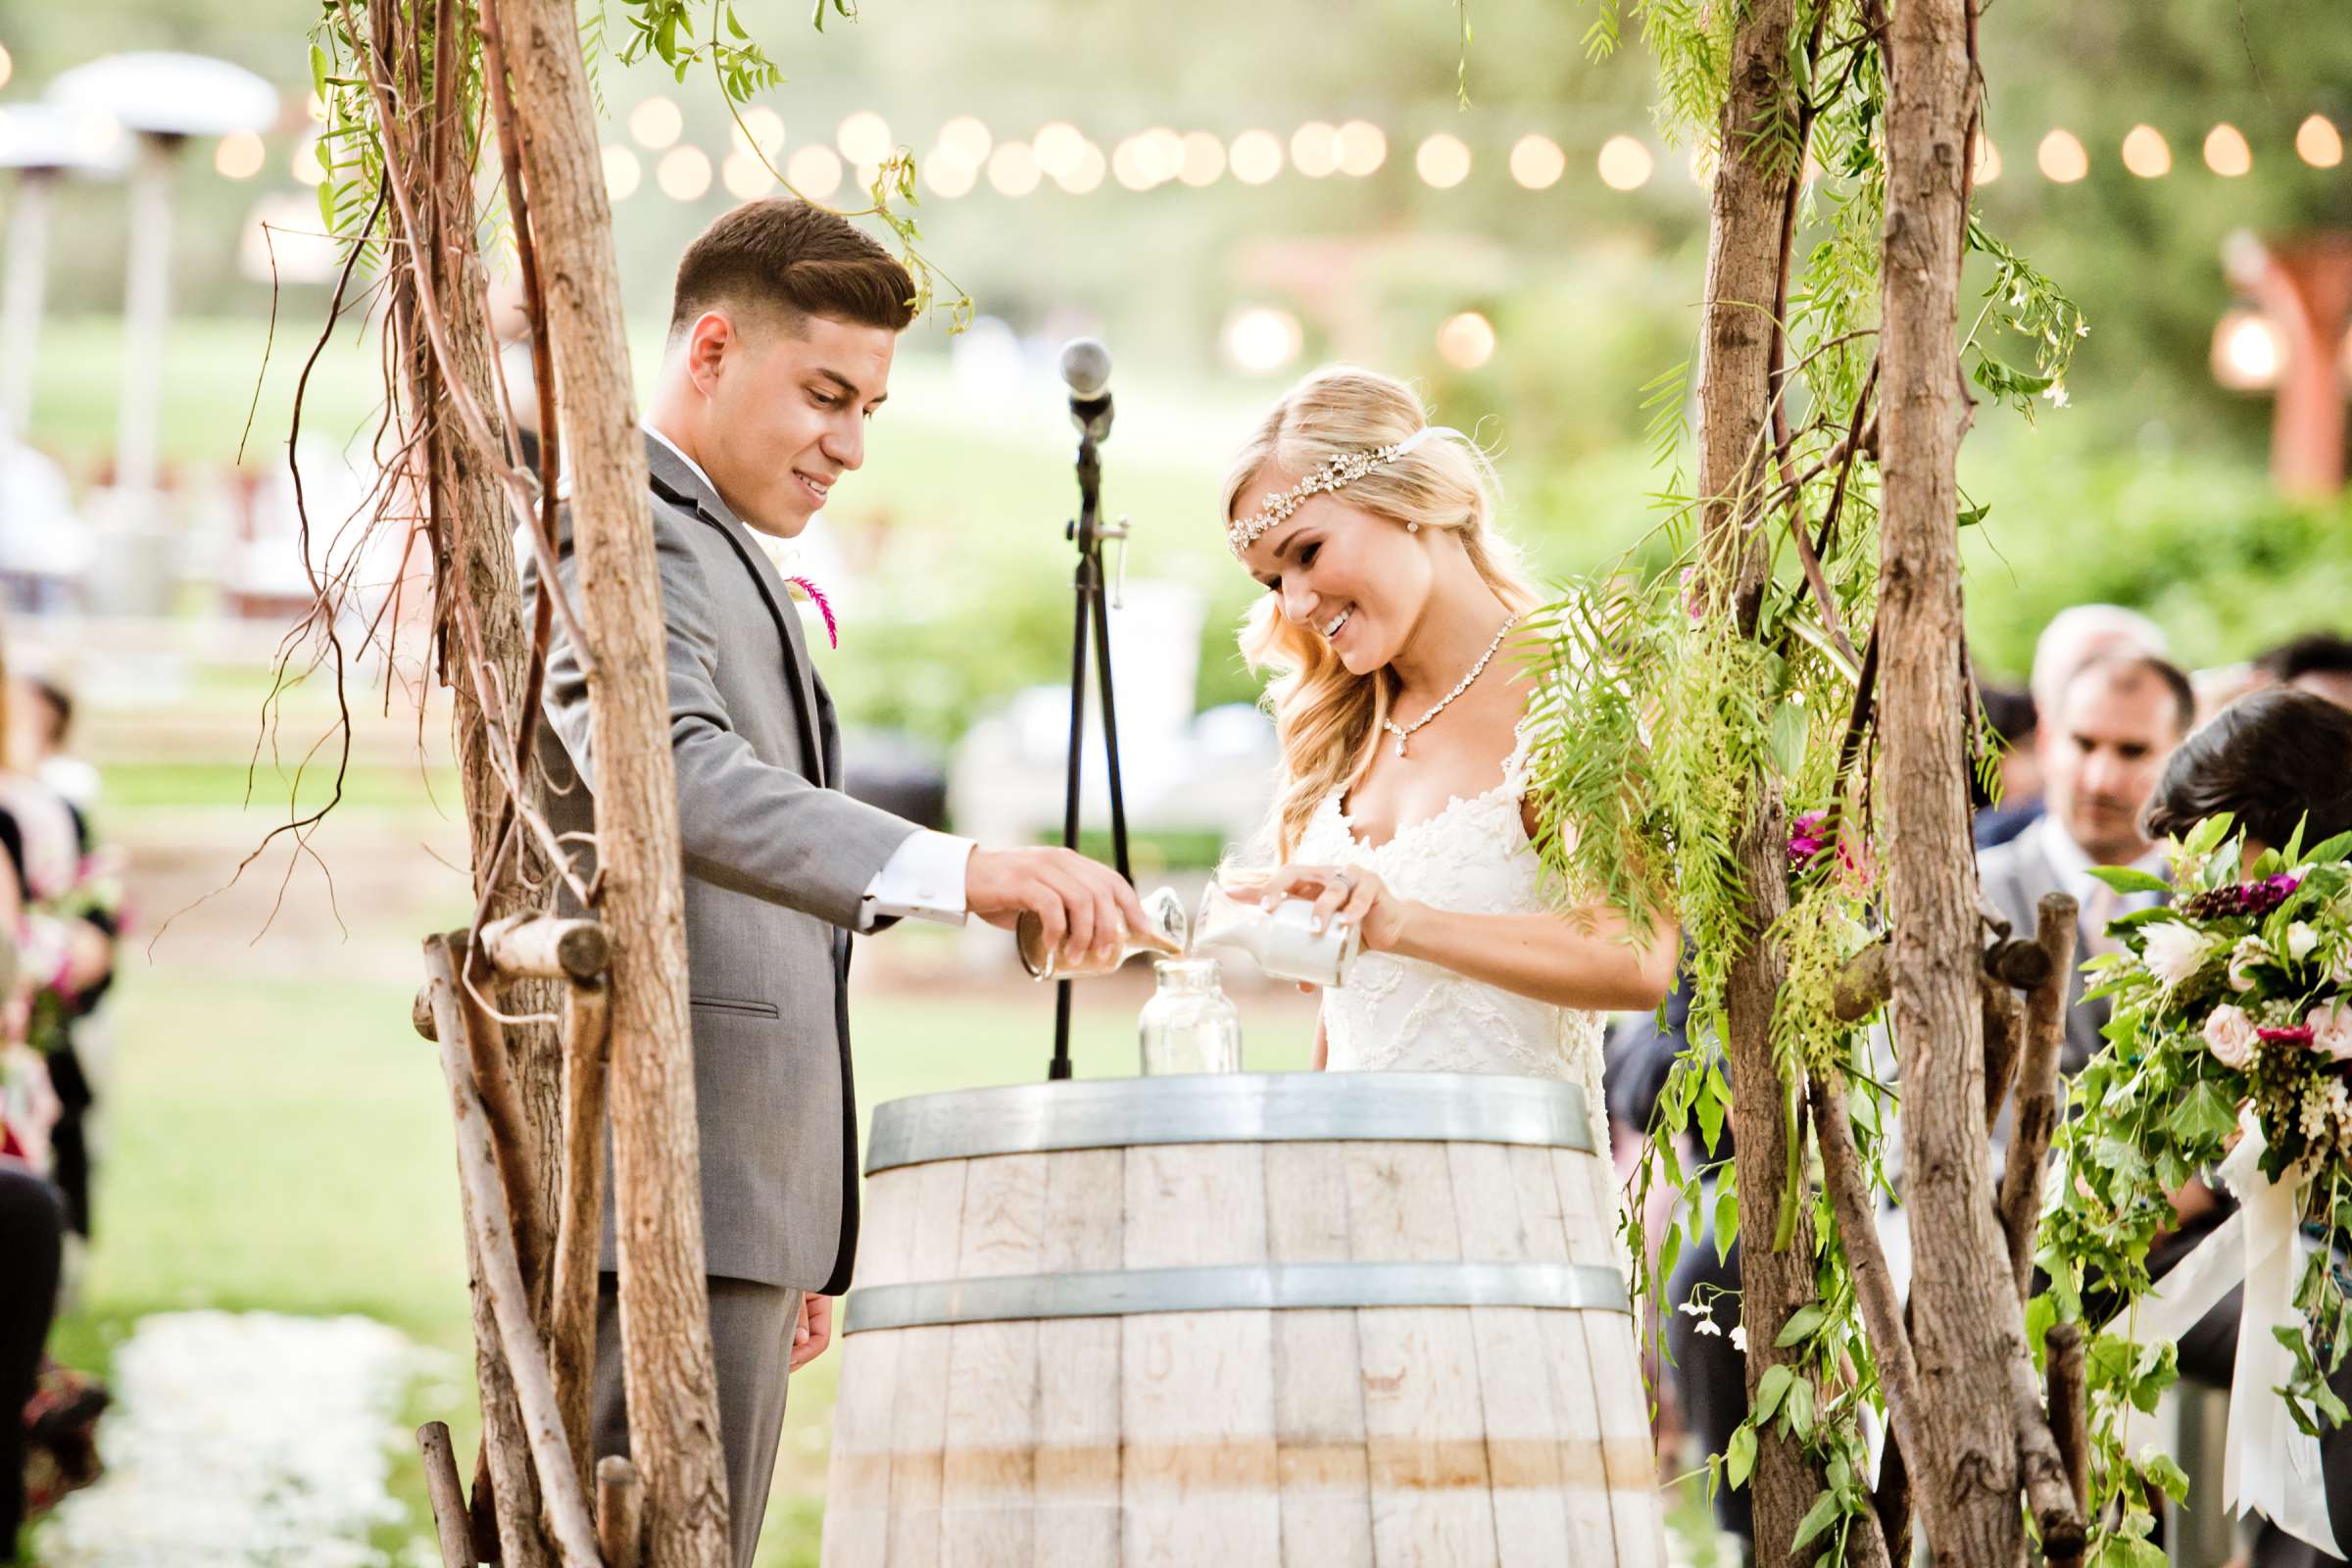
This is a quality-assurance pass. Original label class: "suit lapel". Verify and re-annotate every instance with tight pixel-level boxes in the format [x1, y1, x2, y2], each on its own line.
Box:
[643, 432, 828, 782]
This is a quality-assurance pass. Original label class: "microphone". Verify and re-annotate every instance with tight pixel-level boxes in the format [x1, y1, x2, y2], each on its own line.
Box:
[1060, 337, 1114, 441]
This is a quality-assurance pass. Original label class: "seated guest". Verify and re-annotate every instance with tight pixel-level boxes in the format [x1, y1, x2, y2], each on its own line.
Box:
[2139, 687, 2352, 1568]
[1980, 654, 2193, 1080]
[2253, 630, 2352, 713]
[1973, 680, 2040, 849]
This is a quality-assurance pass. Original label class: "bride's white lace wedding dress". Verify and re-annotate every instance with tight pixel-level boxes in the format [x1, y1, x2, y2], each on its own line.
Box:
[1293, 712, 1612, 1157]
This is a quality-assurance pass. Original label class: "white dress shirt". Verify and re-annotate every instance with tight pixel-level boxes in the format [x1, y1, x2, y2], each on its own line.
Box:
[644, 425, 973, 931]
[2033, 814, 2167, 942]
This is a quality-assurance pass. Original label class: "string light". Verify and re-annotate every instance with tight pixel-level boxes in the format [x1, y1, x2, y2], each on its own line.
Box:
[214, 131, 267, 180]
[1437, 312, 1495, 369]
[722, 150, 775, 199]
[731, 108, 784, 160]
[1596, 135, 1652, 191]
[1230, 129, 1284, 185]
[2036, 129, 2087, 183]
[987, 141, 1041, 197]
[1416, 133, 1471, 189]
[291, 133, 325, 186]
[629, 96, 682, 151]
[2210, 308, 2280, 390]
[786, 143, 843, 200]
[603, 145, 642, 202]
[1111, 135, 1156, 191]
[1291, 122, 1341, 178]
[1178, 130, 1226, 187]
[1224, 306, 1302, 375]
[835, 111, 892, 166]
[1336, 121, 1387, 176]
[2297, 114, 2343, 169]
[1033, 122, 1088, 179]
[2121, 124, 2171, 178]
[657, 145, 712, 201]
[1056, 139, 1106, 195]
[1509, 133, 1566, 190]
[939, 116, 993, 167]
[2204, 122, 2252, 176]
[923, 149, 978, 199]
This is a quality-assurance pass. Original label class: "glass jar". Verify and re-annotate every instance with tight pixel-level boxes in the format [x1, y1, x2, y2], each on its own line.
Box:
[1190, 880, 1362, 989]
[1017, 884, 1188, 980]
[1138, 958, 1243, 1075]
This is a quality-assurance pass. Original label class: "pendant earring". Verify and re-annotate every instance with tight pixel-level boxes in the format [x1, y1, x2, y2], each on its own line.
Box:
[1407, 521, 1420, 534]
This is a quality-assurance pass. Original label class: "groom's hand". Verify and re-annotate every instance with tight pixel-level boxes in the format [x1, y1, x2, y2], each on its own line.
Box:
[965, 847, 1151, 967]
[790, 1292, 833, 1371]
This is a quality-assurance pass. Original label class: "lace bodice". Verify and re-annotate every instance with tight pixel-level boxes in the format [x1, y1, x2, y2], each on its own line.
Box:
[1294, 714, 1611, 1158]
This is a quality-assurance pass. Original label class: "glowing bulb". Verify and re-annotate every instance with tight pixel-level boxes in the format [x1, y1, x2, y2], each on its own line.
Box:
[1597, 135, 1653, 191]
[722, 150, 775, 199]
[602, 145, 642, 201]
[987, 141, 1041, 197]
[2121, 124, 2171, 178]
[1112, 136, 1155, 191]
[1033, 122, 1087, 179]
[291, 133, 325, 186]
[657, 145, 712, 201]
[939, 117, 993, 167]
[1223, 306, 1302, 375]
[214, 130, 267, 180]
[2296, 114, 2343, 169]
[1416, 133, 1471, 189]
[1178, 130, 1226, 187]
[1337, 121, 1387, 176]
[1509, 133, 1566, 190]
[1291, 122, 1340, 178]
[1437, 312, 1495, 369]
[2204, 122, 2252, 176]
[1230, 129, 1284, 185]
[923, 151, 977, 199]
[837, 111, 893, 166]
[0, 43, 13, 91]
[629, 96, 682, 151]
[2211, 308, 2280, 390]
[2036, 129, 2087, 183]
[785, 143, 843, 200]
[1055, 140, 1105, 195]
[731, 107, 784, 159]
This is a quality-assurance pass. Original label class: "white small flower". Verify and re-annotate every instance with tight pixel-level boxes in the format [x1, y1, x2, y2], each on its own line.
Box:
[1691, 1317, 1722, 1338]
[2289, 923, 2322, 962]
[1730, 1324, 1748, 1353]
[2204, 1003, 2258, 1069]
[2144, 921, 2219, 989]
[2228, 935, 2270, 993]
[2310, 1001, 2352, 1064]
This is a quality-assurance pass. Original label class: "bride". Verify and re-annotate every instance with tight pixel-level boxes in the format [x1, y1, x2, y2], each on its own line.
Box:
[1223, 367, 1677, 1152]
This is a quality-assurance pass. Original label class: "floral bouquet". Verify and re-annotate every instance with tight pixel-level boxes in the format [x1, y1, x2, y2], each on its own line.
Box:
[2041, 812, 2352, 1556]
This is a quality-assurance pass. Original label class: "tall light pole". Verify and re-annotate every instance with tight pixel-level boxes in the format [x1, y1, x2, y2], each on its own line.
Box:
[0, 104, 125, 441]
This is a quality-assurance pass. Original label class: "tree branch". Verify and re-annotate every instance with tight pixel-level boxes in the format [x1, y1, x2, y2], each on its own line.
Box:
[1998, 892, 2078, 1299]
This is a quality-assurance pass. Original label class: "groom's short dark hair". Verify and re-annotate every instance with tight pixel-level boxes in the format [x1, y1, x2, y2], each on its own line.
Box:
[668, 199, 915, 342]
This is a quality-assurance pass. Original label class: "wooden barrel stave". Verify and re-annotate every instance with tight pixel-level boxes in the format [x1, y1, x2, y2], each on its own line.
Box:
[823, 1077, 1659, 1568]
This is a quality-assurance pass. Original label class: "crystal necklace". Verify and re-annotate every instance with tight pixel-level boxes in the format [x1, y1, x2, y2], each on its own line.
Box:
[1381, 613, 1520, 759]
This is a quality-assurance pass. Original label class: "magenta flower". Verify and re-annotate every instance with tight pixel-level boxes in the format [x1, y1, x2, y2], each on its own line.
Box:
[2180, 871, 2303, 922]
[788, 575, 839, 648]
[2257, 1024, 2317, 1048]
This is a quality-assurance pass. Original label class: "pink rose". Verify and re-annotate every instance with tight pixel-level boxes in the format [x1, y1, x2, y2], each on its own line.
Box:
[2203, 1004, 2258, 1069]
[2309, 1002, 2352, 1064]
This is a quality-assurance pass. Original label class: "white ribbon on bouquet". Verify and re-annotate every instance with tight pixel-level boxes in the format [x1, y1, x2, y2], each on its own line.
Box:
[2113, 1110, 2339, 1556]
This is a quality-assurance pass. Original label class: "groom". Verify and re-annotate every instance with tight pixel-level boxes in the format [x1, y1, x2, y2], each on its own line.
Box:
[530, 198, 1146, 1566]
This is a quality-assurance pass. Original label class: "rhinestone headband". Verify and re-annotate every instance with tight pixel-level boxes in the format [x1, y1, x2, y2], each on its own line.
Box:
[1226, 424, 1463, 556]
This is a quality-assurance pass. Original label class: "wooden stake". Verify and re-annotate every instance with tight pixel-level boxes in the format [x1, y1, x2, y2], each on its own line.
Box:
[598, 1455, 645, 1568]
[1998, 893, 2079, 1299]
[424, 934, 604, 1568]
[483, 914, 612, 982]
[456, 940, 551, 1299]
[416, 1420, 477, 1568]
[551, 975, 614, 1496]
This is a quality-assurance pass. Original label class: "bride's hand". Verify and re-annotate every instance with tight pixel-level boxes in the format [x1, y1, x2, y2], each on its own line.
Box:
[1248, 863, 1414, 955]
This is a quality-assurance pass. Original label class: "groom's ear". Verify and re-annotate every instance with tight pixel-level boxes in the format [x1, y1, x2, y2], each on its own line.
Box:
[682, 309, 742, 393]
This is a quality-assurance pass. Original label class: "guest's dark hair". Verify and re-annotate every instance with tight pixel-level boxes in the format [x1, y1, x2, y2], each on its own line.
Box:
[2256, 631, 2352, 685]
[667, 199, 915, 343]
[2142, 688, 2352, 849]
[1979, 682, 2036, 748]
[2058, 653, 2195, 738]
[25, 677, 72, 747]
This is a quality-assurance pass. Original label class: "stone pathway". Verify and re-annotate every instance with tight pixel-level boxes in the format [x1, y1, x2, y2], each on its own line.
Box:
[37, 1311, 438, 1568]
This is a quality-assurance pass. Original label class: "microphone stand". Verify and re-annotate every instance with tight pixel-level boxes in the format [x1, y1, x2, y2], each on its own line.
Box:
[1049, 392, 1132, 1082]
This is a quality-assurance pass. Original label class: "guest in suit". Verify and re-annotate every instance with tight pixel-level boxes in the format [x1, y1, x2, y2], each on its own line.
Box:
[1992, 605, 2171, 849]
[531, 199, 1149, 1568]
[1979, 653, 2193, 1083]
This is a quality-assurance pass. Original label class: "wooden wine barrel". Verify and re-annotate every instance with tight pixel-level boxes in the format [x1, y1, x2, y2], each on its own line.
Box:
[820, 1072, 1662, 1567]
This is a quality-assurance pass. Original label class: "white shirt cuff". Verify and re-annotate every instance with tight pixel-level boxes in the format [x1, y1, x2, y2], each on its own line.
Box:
[860, 830, 973, 929]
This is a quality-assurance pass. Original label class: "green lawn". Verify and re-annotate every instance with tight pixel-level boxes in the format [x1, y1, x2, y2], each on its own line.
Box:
[40, 956, 1314, 1567]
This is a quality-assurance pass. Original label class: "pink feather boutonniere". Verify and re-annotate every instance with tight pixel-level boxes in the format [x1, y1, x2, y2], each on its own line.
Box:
[785, 575, 839, 648]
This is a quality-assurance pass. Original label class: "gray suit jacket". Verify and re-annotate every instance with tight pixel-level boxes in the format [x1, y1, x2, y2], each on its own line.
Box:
[527, 433, 919, 1294]
[1978, 818, 2162, 1079]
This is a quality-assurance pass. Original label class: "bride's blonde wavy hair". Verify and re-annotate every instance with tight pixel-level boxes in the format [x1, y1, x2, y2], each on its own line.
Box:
[1225, 367, 1542, 858]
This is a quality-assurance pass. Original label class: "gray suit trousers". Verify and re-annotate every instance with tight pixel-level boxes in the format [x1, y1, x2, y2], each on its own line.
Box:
[592, 1273, 802, 1568]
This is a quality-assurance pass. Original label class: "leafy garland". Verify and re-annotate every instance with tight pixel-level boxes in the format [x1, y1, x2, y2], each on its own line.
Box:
[1523, 0, 2085, 1560]
[2037, 816, 2352, 1562]
[309, 0, 970, 327]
